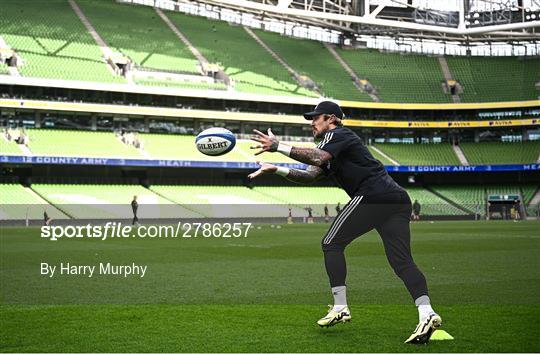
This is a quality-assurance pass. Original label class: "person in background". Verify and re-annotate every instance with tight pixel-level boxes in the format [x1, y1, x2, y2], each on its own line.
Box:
[513, 200, 521, 221]
[287, 207, 293, 224]
[412, 199, 421, 221]
[306, 206, 314, 224]
[324, 204, 330, 223]
[43, 211, 52, 226]
[335, 202, 341, 216]
[475, 203, 482, 221]
[131, 195, 139, 226]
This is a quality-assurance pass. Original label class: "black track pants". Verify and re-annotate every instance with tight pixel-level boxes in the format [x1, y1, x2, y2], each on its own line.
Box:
[322, 191, 428, 300]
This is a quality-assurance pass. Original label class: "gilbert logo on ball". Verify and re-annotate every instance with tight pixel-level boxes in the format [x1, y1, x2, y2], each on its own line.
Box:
[196, 127, 236, 156]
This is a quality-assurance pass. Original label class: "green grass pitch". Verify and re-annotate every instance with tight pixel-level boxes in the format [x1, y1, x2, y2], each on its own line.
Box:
[1, 221, 539, 352]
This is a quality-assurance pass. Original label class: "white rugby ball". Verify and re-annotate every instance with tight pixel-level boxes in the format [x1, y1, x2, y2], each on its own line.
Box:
[195, 127, 236, 156]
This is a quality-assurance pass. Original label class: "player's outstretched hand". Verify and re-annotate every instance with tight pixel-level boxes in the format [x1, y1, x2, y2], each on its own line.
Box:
[250, 128, 279, 156]
[247, 161, 277, 180]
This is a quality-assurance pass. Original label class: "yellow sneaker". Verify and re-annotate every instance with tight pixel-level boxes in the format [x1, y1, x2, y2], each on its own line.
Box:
[317, 305, 351, 328]
[404, 313, 442, 344]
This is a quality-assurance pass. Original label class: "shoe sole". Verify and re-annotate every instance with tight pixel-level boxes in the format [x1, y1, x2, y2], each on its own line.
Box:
[405, 316, 442, 344]
[318, 317, 351, 328]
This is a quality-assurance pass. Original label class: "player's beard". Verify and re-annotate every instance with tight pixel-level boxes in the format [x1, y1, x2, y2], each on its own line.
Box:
[313, 127, 326, 139]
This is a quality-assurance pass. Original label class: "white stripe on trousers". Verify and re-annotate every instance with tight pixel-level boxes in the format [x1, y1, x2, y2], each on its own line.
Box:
[323, 195, 363, 244]
[322, 196, 359, 245]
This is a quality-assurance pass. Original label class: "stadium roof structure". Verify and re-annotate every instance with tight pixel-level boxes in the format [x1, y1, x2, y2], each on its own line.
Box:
[175, 0, 540, 42]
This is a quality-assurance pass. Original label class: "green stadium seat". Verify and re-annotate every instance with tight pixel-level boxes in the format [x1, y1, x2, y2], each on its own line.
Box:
[372, 143, 460, 165]
[31, 183, 199, 219]
[253, 30, 371, 101]
[27, 129, 143, 158]
[446, 56, 539, 102]
[460, 141, 540, 165]
[0, 0, 124, 83]
[0, 62, 9, 74]
[0, 136, 24, 155]
[406, 187, 467, 215]
[338, 49, 452, 103]
[134, 78, 227, 91]
[77, 0, 200, 75]
[165, 12, 317, 97]
[0, 184, 68, 220]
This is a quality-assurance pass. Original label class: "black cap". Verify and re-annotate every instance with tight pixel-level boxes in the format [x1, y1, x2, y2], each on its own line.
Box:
[303, 101, 344, 120]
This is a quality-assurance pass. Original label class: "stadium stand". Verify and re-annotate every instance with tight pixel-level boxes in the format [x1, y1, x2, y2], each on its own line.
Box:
[165, 12, 317, 97]
[460, 141, 540, 165]
[432, 184, 538, 210]
[367, 146, 397, 165]
[31, 183, 199, 219]
[8, 128, 540, 168]
[338, 49, 452, 103]
[0, 137, 23, 155]
[150, 185, 280, 204]
[446, 56, 540, 102]
[406, 187, 468, 215]
[253, 30, 372, 101]
[521, 185, 539, 205]
[26, 129, 143, 158]
[253, 186, 349, 217]
[0, 62, 9, 74]
[128, 133, 311, 163]
[0, 184, 67, 220]
[486, 184, 527, 198]
[2, 182, 536, 220]
[150, 184, 293, 218]
[141, 133, 243, 161]
[0, 0, 123, 83]
[151, 185, 355, 218]
[133, 78, 227, 90]
[430, 185, 485, 211]
[77, 0, 200, 75]
[372, 143, 461, 165]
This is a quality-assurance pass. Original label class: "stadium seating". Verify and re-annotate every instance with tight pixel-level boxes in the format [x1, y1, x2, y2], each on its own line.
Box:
[1, 0, 536, 102]
[253, 186, 349, 217]
[372, 143, 461, 165]
[31, 183, 198, 219]
[26, 129, 143, 158]
[446, 56, 540, 102]
[521, 184, 538, 205]
[0, 0, 123, 83]
[139, 133, 310, 163]
[140, 133, 247, 161]
[460, 141, 540, 165]
[3, 182, 535, 220]
[406, 187, 468, 215]
[134, 78, 227, 91]
[430, 185, 485, 210]
[0, 62, 9, 74]
[0, 183, 67, 220]
[338, 49, 452, 103]
[486, 184, 527, 198]
[253, 30, 372, 101]
[367, 146, 397, 165]
[11, 129, 540, 168]
[431, 184, 538, 214]
[165, 12, 317, 97]
[150, 184, 293, 218]
[0, 137, 23, 155]
[77, 0, 200, 75]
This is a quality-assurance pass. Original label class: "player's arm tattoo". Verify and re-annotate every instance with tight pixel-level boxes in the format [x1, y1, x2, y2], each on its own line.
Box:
[284, 165, 324, 184]
[289, 147, 332, 167]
